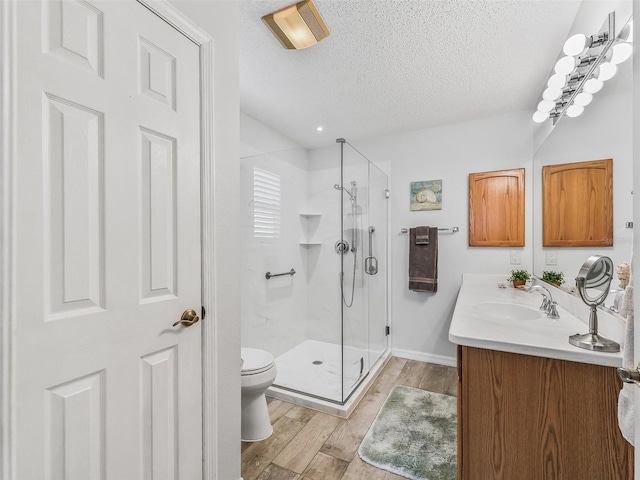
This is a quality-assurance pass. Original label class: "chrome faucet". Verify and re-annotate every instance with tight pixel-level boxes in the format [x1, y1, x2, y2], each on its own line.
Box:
[527, 284, 560, 319]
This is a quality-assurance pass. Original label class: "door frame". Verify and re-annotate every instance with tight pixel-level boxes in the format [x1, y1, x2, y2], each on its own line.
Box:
[0, 1, 222, 478]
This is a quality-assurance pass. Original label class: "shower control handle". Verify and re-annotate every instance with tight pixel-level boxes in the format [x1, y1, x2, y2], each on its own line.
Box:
[335, 240, 350, 255]
[365, 256, 378, 275]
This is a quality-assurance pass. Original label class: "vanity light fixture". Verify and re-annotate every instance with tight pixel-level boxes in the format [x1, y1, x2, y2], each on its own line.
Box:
[532, 12, 633, 124]
[262, 0, 330, 50]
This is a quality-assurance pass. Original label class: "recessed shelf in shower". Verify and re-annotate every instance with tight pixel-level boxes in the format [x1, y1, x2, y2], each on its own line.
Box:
[299, 212, 322, 245]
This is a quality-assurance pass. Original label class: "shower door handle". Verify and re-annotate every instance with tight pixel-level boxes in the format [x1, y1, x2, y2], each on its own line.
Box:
[365, 226, 378, 275]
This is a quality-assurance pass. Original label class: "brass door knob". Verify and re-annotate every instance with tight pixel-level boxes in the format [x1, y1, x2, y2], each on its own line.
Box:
[173, 309, 200, 327]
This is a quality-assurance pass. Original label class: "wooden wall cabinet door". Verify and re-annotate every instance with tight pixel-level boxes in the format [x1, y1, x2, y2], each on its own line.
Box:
[543, 158, 613, 247]
[468, 168, 525, 246]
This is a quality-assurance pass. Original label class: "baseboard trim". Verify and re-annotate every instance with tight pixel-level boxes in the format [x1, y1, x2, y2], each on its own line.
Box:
[391, 348, 456, 367]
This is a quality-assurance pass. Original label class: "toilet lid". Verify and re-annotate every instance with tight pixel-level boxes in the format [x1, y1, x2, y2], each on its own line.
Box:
[241, 348, 275, 375]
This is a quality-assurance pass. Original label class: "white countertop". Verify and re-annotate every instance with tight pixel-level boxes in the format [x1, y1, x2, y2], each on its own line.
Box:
[449, 274, 625, 368]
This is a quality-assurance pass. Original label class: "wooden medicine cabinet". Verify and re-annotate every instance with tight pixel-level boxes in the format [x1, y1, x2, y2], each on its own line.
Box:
[468, 168, 525, 247]
[542, 158, 613, 247]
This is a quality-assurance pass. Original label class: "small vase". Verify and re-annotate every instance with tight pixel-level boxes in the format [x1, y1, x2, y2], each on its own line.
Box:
[512, 279, 526, 288]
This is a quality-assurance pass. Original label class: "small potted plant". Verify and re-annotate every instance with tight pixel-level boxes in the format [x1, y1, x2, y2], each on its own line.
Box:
[542, 270, 564, 286]
[509, 269, 530, 288]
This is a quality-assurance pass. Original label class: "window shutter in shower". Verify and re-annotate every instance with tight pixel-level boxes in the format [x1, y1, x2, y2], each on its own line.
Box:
[253, 167, 281, 238]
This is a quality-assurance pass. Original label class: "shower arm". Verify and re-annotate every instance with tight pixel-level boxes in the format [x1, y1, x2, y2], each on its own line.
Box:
[333, 184, 356, 200]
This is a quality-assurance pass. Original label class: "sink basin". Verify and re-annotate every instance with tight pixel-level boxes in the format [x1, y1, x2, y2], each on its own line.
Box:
[469, 302, 541, 321]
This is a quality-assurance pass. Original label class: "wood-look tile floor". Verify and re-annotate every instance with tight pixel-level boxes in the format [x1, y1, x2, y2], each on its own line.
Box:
[241, 357, 457, 480]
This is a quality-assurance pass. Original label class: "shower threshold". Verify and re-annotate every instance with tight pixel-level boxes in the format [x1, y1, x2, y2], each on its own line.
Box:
[267, 340, 391, 418]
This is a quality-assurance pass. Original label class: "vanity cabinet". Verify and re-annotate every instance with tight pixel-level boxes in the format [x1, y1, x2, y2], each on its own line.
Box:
[457, 346, 633, 479]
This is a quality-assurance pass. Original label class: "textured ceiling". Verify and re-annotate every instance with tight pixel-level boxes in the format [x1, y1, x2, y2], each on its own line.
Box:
[240, 0, 582, 149]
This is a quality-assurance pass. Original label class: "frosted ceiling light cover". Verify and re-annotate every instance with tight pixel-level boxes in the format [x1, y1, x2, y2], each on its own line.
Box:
[563, 33, 588, 56]
[611, 42, 632, 64]
[555, 56, 576, 75]
[548, 73, 567, 90]
[574, 92, 593, 107]
[532, 111, 549, 123]
[566, 105, 584, 117]
[583, 78, 603, 94]
[537, 100, 555, 113]
[543, 87, 562, 101]
[262, 0, 330, 50]
[597, 62, 617, 81]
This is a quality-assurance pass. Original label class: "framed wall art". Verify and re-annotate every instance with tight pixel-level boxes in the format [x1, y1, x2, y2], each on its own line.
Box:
[410, 179, 442, 211]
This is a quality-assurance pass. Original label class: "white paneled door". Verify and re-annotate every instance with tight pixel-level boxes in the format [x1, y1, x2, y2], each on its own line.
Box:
[13, 1, 202, 478]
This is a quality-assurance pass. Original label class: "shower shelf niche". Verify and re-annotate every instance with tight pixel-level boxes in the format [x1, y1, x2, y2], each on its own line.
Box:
[299, 213, 322, 246]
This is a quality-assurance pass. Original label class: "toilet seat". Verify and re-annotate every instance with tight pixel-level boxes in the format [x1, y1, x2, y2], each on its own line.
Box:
[241, 348, 275, 376]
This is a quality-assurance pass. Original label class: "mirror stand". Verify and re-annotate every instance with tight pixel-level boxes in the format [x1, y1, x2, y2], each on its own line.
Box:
[570, 256, 620, 353]
[569, 305, 620, 352]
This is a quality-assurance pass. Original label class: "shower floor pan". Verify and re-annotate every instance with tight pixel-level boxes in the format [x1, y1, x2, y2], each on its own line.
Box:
[268, 339, 390, 418]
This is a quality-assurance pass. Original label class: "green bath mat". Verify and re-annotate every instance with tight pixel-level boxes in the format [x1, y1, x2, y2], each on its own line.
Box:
[358, 385, 457, 480]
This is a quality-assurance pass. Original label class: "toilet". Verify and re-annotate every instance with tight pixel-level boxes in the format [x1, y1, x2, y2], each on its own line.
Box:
[241, 348, 277, 442]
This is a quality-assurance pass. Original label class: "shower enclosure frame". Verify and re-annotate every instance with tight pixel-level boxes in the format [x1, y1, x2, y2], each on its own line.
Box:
[240, 137, 390, 415]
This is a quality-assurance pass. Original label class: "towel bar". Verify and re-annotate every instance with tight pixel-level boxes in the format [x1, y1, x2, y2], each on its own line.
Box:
[400, 227, 459, 234]
[265, 269, 296, 279]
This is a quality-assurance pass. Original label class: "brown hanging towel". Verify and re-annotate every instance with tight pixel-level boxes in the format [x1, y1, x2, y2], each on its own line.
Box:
[408, 226, 438, 292]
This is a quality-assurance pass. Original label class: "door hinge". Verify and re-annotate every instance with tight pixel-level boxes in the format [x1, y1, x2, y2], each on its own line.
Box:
[385, 189, 390, 199]
[201, 306, 206, 320]
[385, 325, 390, 336]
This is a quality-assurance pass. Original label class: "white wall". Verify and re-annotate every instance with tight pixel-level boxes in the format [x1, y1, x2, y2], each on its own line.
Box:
[354, 111, 534, 364]
[240, 113, 311, 357]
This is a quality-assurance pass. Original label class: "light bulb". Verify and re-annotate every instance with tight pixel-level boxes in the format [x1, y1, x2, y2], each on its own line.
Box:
[566, 105, 584, 117]
[532, 111, 549, 123]
[555, 56, 577, 75]
[543, 87, 562, 101]
[563, 33, 588, 56]
[573, 92, 593, 107]
[597, 62, 617, 81]
[537, 100, 555, 113]
[611, 42, 632, 64]
[583, 78, 603, 94]
[547, 73, 567, 90]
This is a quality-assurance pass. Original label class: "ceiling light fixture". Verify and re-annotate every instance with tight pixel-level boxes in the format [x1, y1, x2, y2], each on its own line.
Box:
[262, 0, 330, 50]
[532, 12, 633, 124]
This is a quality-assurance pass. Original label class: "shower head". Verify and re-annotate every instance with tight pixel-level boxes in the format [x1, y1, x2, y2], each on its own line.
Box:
[333, 184, 356, 200]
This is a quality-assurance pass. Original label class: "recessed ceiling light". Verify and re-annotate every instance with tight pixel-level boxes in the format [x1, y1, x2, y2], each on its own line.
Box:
[316, 126, 323, 132]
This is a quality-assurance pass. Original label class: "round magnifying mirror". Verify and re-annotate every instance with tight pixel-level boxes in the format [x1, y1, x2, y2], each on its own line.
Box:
[570, 255, 620, 352]
[577, 255, 614, 304]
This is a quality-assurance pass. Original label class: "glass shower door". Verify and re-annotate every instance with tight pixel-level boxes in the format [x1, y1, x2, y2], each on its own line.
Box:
[340, 144, 368, 402]
[367, 162, 388, 369]
[340, 144, 388, 403]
